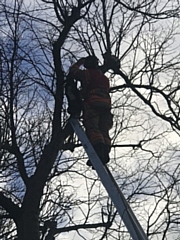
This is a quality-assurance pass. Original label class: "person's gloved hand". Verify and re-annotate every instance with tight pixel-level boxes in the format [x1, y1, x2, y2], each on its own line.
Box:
[103, 53, 120, 72]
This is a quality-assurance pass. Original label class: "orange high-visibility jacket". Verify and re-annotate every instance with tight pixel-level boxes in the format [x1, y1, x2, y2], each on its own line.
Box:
[70, 64, 111, 109]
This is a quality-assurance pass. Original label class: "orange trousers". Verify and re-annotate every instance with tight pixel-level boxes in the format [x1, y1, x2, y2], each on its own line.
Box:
[83, 104, 113, 147]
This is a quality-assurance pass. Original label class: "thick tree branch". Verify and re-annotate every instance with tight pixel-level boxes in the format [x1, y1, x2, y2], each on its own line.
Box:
[24, 2, 98, 209]
[0, 141, 29, 185]
[54, 222, 112, 234]
[114, 0, 180, 19]
[113, 69, 180, 131]
[0, 192, 21, 222]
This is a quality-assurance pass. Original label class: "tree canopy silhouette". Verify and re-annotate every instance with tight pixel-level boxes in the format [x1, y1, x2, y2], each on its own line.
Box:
[0, 0, 180, 239]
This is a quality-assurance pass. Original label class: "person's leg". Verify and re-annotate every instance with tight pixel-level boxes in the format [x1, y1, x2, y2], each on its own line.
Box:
[99, 110, 113, 164]
[83, 104, 104, 145]
[84, 104, 105, 166]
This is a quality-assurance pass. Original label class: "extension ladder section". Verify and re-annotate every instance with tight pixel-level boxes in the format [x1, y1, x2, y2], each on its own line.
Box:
[69, 118, 148, 240]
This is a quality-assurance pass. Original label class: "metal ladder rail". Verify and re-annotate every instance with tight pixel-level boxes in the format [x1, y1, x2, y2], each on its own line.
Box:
[104, 165, 147, 239]
[69, 118, 148, 240]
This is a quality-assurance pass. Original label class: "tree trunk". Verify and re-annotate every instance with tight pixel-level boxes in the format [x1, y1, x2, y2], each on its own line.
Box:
[16, 206, 40, 240]
[16, 177, 44, 240]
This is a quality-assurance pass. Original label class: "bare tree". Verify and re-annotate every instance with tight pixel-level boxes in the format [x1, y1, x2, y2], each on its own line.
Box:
[0, 0, 180, 240]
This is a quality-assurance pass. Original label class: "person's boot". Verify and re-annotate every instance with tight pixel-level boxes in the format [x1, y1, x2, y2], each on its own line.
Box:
[93, 143, 105, 161]
[103, 145, 111, 164]
[86, 143, 105, 167]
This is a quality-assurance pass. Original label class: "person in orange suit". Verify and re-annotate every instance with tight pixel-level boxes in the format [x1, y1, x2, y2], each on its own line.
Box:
[69, 56, 113, 166]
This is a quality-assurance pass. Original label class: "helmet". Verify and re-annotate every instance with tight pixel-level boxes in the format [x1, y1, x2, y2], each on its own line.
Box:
[84, 56, 98, 69]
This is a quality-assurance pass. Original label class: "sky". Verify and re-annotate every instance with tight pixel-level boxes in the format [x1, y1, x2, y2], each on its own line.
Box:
[1, 1, 180, 239]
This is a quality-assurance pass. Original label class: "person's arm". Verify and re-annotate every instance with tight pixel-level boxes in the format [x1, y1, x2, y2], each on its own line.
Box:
[69, 58, 86, 80]
[69, 58, 90, 95]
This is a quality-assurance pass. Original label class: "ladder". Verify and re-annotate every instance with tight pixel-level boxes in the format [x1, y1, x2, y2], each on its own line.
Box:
[69, 118, 148, 240]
